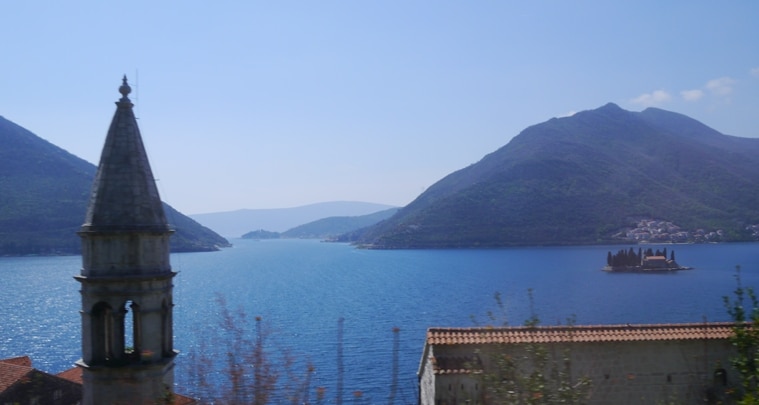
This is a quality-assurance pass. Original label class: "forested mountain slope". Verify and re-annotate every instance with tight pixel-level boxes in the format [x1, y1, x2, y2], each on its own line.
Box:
[0, 116, 229, 255]
[281, 208, 399, 239]
[354, 104, 759, 248]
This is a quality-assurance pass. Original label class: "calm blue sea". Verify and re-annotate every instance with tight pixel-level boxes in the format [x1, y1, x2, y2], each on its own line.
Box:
[1, 240, 758, 403]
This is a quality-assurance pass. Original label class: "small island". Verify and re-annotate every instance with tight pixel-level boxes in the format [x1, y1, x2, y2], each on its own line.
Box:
[603, 247, 691, 273]
[241, 229, 281, 240]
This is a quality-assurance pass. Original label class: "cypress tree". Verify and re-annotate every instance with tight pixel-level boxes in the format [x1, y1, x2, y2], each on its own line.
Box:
[627, 248, 636, 265]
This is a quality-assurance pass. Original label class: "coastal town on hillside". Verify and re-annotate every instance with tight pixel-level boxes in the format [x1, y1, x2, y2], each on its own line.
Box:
[616, 219, 729, 243]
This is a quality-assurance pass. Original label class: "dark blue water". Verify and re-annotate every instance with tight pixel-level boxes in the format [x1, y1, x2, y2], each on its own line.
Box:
[1, 240, 758, 403]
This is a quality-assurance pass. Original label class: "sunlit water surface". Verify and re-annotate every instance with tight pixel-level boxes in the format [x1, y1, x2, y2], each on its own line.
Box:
[1, 240, 758, 403]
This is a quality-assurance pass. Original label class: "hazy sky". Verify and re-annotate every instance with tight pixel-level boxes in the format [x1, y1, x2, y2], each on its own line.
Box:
[2, 2, 757, 214]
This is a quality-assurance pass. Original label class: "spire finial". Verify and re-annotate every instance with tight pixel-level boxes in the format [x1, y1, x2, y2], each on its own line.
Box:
[119, 75, 132, 100]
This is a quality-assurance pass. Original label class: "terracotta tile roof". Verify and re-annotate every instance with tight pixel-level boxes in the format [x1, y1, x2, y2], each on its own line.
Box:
[0, 356, 32, 367]
[426, 322, 735, 345]
[0, 358, 34, 393]
[56, 367, 83, 384]
[1, 358, 83, 404]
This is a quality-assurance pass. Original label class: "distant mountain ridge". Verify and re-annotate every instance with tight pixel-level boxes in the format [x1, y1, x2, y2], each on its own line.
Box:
[0, 115, 230, 255]
[191, 201, 398, 237]
[282, 208, 399, 239]
[352, 103, 759, 248]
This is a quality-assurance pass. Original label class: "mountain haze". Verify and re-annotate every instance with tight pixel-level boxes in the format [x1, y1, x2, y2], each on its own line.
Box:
[191, 201, 398, 237]
[0, 115, 229, 255]
[354, 104, 759, 248]
[281, 208, 399, 239]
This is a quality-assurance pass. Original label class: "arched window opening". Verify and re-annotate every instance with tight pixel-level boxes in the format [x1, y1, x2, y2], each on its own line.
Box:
[714, 368, 727, 386]
[123, 300, 142, 359]
[91, 302, 113, 363]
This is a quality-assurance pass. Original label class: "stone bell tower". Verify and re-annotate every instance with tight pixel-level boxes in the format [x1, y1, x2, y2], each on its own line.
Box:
[76, 76, 176, 405]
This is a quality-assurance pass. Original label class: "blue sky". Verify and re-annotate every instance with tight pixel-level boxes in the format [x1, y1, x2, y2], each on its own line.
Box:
[2, 2, 757, 214]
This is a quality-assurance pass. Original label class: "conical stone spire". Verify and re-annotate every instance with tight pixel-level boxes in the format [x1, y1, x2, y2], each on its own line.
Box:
[81, 75, 168, 232]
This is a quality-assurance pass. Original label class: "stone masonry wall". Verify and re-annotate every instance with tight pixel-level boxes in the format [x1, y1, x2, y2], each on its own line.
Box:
[426, 339, 739, 405]
[569, 339, 737, 404]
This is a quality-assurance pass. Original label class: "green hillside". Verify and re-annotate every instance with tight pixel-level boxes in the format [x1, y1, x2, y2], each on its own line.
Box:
[281, 208, 399, 239]
[354, 104, 759, 248]
[0, 116, 230, 255]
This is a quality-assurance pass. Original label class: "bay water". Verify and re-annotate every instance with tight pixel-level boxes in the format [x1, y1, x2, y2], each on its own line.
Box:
[1, 240, 758, 403]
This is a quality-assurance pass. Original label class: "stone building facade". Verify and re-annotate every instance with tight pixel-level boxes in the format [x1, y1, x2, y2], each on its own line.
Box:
[419, 323, 739, 405]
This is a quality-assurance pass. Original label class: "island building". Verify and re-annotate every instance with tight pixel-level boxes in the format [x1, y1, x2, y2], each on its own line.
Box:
[419, 323, 738, 405]
[641, 255, 670, 269]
